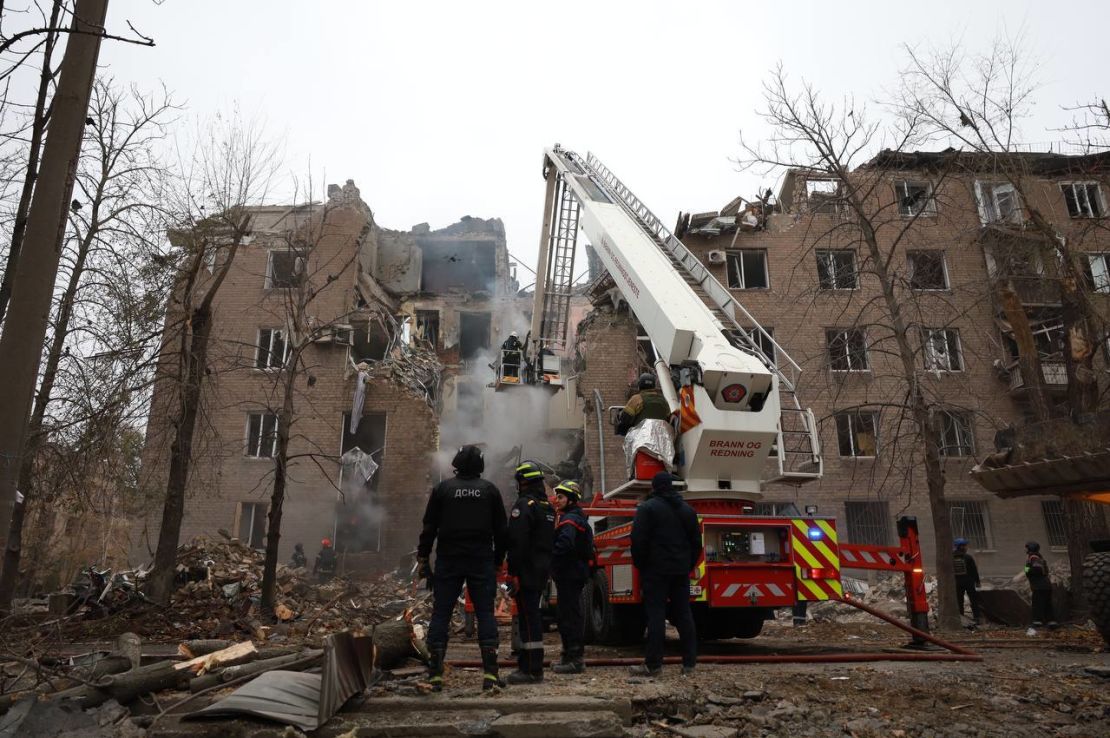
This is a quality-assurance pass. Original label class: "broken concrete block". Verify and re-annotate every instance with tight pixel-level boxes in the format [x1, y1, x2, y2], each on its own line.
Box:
[490, 710, 624, 738]
[671, 726, 740, 738]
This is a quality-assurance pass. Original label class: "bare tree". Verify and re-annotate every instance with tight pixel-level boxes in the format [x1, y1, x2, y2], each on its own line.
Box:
[0, 78, 175, 609]
[898, 39, 1110, 605]
[142, 115, 279, 605]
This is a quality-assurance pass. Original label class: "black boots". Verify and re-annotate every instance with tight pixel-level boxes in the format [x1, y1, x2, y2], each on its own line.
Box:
[480, 645, 505, 690]
[552, 649, 584, 674]
[426, 646, 446, 692]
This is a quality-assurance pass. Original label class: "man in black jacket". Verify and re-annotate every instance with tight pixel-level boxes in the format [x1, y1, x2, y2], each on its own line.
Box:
[417, 446, 508, 691]
[551, 480, 591, 675]
[505, 460, 556, 684]
[952, 538, 981, 625]
[630, 472, 701, 676]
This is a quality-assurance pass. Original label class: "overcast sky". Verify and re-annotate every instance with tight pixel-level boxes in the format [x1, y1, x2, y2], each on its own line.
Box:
[96, 0, 1108, 277]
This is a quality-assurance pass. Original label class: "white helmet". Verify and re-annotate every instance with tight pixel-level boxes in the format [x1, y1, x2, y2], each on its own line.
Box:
[510, 330, 519, 338]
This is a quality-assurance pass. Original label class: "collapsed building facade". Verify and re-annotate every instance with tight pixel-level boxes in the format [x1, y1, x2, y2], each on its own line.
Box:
[572, 150, 1110, 577]
[136, 181, 532, 573]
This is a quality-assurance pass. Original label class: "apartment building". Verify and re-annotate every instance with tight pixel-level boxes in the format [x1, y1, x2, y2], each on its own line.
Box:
[575, 149, 1110, 577]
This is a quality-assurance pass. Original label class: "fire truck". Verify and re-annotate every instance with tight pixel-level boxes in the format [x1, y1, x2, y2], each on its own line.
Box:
[497, 145, 930, 643]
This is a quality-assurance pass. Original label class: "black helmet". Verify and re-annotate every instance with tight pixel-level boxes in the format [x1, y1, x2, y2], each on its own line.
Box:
[1025, 540, 1041, 553]
[638, 372, 656, 390]
[514, 460, 545, 486]
[452, 445, 484, 477]
[554, 480, 581, 502]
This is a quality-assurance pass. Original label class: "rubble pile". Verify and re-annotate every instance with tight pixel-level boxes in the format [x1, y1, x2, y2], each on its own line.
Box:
[805, 574, 939, 623]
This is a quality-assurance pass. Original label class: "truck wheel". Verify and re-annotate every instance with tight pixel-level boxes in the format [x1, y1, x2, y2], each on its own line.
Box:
[733, 610, 765, 639]
[587, 570, 644, 645]
[1083, 550, 1110, 646]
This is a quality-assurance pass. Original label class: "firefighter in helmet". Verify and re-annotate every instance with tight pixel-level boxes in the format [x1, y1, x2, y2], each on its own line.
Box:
[551, 480, 592, 674]
[1024, 541, 1057, 631]
[314, 538, 337, 582]
[953, 537, 981, 625]
[616, 372, 671, 436]
[505, 460, 556, 683]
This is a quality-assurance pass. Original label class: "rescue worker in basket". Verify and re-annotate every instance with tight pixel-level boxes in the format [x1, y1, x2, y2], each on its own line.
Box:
[550, 480, 593, 675]
[616, 372, 671, 436]
[501, 331, 523, 380]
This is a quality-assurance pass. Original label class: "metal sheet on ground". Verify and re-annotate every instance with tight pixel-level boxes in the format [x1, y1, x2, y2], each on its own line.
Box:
[187, 670, 322, 730]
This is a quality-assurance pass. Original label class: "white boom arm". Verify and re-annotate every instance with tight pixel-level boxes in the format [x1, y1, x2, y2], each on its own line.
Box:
[542, 146, 780, 497]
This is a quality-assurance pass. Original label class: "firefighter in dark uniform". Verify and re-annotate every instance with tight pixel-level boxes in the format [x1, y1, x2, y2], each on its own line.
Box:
[416, 445, 508, 691]
[313, 539, 337, 582]
[952, 537, 981, 625]
[551, 480, 592, 675]
[505, 460, 556, 684]
[501, 331, 523, 379]
[290, 543, 307, 570]
[1024, 541, 1057, 630]
[616, 373, 671, 436]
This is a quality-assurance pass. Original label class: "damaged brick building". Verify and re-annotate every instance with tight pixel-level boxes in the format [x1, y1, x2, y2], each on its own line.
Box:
[573, 150, 1110, 577]
[136, 181, 528, 573]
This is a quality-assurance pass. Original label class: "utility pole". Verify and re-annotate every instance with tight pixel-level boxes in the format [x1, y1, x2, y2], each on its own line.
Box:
[0, 0, 110, 554]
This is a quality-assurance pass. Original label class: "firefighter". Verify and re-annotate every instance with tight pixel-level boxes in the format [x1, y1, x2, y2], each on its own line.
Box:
[501, 331, 523, 379]
[505, 460, 556, 684]
[630, 472, 701, 676]
[416, 445, 508, 691]
[313, 539, 337, 582]
[290, 542, 307, 570]
[953, 538, 981, 625]
[1024, 541, 1057, 631]
[616, 373, 671, 436]
[551, 480, 592, 675]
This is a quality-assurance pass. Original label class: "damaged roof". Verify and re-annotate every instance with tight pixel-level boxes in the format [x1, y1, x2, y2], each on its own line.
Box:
[859, 147, 1110, 176]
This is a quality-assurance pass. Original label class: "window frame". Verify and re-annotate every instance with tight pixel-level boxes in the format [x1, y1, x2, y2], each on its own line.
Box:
[236, 501, 267, 549]
[894, 179, 936, 218]
[974, 180, 1023, 224]
[255, 327, 290, 370]
[816, 249, 859, 290]
[1061, 181, 1106, 219]
[947, 500, 993, 551]
[936, 410, 974, 457]
[1040, 499, 1068, 549]
[246, 412, 279, 458]
[907, 250, 950, 291]
[266, 249, 304, 289]
[826, 328, 870, 372]
[844, 500, 893, 546]
[1087, 253, 1110, 294]
[725, 249, 770, 290]
[922, 327, 963, 372]
[834, 410, 879, 458]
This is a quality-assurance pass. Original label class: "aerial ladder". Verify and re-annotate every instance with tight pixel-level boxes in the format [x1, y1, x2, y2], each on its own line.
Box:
[503, 145, 931, 643]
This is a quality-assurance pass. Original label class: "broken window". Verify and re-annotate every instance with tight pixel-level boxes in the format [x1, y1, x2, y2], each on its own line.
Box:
[805, 179, 846, 215]
[1061, 182, 1105, 218]
[948, 500, 992, 550]
[246, 413, 278, 458]
[267, 249, 305, 288]
[415, 310, 440, 348]
[1086, 253, 1110, 294]
[457, 381, 484, 426]
[459, 311, 491, 360]
[725, 250, 769, 289]
[985, 243, 1044, 279]
[936, 411, 974, 457]
[338, 412, 386, 552]
[826, 328, 868, 372]
[907, 250, 948, 290]
[747, 327, 777, 366]
[922, 328, 963, 372]
[834, 411, 878, 457]
[1041, 500, 1068, 549]
[341, 412, 386, 492]
[256, 328, 290, 370]
[816, 250, 858, 290]
[417, 239, 497, 293]
[894, 180, 935, 217]
[844, 501, 892, 546]
[975, 181, 1023, 224]
[236, 502, 267, 549]
[350, 319, 390, 363]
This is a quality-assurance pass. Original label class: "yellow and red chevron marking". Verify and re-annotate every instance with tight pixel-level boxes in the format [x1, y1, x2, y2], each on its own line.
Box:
[791, 519, 843, 601]
[689, 516, 707, 601]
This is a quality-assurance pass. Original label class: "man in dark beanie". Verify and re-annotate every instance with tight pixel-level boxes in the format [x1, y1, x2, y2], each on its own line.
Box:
[629, 472, 701, 676]
[417, 445, 508, 691]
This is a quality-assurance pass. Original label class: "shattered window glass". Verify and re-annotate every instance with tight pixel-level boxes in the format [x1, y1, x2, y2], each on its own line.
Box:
[726, 250, 769, 289]
[827, 328, 868, 371]
[895, 180, 935, 217]
[922, 328, 962, 372]
[834, 411, 878, 457]
[908, 250, 948, 290]
[816, 250, 858, 290]
[1062, 182, 1105, 218]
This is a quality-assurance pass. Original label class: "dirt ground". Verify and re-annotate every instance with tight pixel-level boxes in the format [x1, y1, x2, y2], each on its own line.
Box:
[362, 618, 1110, 738]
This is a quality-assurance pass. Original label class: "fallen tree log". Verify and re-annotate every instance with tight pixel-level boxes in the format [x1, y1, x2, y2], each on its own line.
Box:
[188, 649, 323, 693]
[174, 641, 256, 675]
[178, 639, 232, 658]
[373, 618, 418, 669]
[50, 659, 191, 709]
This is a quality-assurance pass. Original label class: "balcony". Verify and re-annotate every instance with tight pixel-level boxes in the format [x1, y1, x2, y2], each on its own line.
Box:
[1006, 361, 1068, 394]
[1000, 275, 1060, 307]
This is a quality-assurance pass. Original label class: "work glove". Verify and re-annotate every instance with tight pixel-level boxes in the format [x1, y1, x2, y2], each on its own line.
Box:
[417, 557, 432, 581]
[503, 576, 520, 598]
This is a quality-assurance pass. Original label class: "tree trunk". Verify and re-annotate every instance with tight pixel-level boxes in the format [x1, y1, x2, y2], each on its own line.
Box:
[1058, 267, 1099, 415]
[0, 0, 61, 324]
[260, 377, 296, 610]
[145, 306, 213, 605]
[996, 279, 1053, 421]
[0, 0, 108, 554]
[0, 207, 102, 609]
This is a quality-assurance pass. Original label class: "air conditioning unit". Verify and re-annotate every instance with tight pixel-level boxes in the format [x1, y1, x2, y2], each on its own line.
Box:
[314, 324, 354, 345]
[707, 250, 726, 264]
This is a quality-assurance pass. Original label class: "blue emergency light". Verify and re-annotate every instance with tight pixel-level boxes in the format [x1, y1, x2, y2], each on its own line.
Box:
[807, 527, 823, 541]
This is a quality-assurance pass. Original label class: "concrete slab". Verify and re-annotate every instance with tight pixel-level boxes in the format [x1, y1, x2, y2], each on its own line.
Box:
[319, 709, 500, 737]
[490, 710, 624, 738]
[352, 696, 633, 723]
